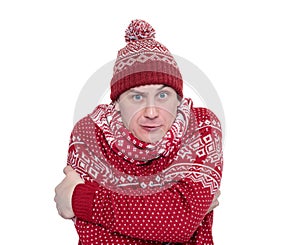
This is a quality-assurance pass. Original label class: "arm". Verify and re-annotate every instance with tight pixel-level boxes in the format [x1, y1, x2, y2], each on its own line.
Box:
[55, 167, 221, 242]
[72, 175, 214, 243]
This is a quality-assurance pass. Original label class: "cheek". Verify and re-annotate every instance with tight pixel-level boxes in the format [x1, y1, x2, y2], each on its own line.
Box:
[161, 108, 177, 126]
[166, 103, 178, 119]
[127, 113, 139, 129]
[120, 106, 141, 128]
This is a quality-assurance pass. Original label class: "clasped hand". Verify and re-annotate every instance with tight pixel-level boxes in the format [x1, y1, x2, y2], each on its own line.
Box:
[54, 166, 84, 219]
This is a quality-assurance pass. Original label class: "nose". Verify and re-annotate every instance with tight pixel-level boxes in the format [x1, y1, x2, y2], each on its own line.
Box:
[143, 106, 159, 119]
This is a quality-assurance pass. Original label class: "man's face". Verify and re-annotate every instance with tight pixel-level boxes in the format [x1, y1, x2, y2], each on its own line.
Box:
[115, 84, 181, 143]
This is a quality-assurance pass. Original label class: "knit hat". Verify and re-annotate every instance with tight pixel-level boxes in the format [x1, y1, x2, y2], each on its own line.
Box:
[110, 19, 183, 101]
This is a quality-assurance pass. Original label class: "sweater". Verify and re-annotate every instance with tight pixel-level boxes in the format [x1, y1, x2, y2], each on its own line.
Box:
[67, 105, 223, 245]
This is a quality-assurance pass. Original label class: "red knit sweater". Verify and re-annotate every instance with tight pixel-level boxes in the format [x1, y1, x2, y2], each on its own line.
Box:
[69, 107, 223, 244]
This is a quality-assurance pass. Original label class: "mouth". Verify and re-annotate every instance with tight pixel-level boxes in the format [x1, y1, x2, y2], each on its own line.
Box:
[140, 125, 162, 132]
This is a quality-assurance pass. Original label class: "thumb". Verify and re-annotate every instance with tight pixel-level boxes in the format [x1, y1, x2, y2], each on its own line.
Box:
[63, 165, 74, 175]
[215, 189, 221, 198]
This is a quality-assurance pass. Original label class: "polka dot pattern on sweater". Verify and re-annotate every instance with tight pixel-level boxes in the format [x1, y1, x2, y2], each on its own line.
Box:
[68, 106, 223, 244]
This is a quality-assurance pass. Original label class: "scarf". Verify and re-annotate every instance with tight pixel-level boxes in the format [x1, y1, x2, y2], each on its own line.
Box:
[68, 98, 222, 196]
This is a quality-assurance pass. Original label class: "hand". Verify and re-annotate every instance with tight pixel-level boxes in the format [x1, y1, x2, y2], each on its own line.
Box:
[54, 166, 84, 219]
[206, 189, 221, 214]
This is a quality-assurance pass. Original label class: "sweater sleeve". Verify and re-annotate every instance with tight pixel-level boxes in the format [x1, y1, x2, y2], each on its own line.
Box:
[70, 108, 223, 243]
[72, 176, 215, 243]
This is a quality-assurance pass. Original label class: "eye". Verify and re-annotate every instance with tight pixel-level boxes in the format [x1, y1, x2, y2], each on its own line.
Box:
[158, 92, 168, 99]
[132, 94, 143, 101]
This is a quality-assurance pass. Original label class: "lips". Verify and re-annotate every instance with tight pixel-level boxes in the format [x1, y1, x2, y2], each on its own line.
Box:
[140, 125, 162, 132]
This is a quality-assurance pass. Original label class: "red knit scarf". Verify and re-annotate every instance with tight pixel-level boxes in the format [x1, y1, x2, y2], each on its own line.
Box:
[90, 98, 192, 162]
[68, 98, 222, 196]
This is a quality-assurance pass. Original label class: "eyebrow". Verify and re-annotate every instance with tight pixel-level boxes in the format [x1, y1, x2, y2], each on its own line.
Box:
[129, 85, 168, 93]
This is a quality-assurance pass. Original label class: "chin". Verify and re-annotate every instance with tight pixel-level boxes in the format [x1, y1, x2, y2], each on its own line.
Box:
[145, 134, 164, 143]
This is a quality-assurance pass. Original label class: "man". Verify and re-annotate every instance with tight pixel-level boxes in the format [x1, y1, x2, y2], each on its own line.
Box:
[55, 19, 223, 244]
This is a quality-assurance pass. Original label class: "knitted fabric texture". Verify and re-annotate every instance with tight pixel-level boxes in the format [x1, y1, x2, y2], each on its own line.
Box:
[110, 19, 183, 101]
[67, 100, 223, 244]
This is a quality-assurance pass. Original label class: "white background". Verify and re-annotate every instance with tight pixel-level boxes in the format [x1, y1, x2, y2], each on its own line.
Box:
[1, 1, 299, 244]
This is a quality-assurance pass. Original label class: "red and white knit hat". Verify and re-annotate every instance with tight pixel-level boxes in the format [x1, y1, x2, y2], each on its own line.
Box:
[110, 19, 183, 101]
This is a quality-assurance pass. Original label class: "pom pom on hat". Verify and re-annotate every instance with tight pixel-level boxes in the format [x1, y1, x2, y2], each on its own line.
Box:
[125, 19, 156, 43]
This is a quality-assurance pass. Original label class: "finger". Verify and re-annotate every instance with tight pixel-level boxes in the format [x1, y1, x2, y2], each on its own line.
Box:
[211, 200, 219, 210]
[63, 166, 74, 175]
[212, 191, 219, 202]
